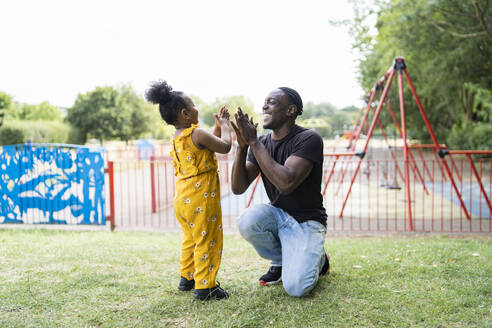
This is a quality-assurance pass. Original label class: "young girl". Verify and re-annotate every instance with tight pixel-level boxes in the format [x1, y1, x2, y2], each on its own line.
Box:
[145, 81, 232, 301]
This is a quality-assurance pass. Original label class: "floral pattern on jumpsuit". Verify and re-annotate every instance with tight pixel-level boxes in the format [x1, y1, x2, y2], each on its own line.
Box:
[171, 124, 223, 289]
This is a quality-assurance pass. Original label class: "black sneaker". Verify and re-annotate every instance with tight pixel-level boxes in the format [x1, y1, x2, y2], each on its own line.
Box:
[177, 277, 195, 291]
[320, 252, 330, 276]
[259, 266, 282, 286]
[193, 285, 229, 301]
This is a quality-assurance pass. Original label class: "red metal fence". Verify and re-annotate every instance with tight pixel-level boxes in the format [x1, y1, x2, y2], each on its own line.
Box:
[105, 150, 491, 233]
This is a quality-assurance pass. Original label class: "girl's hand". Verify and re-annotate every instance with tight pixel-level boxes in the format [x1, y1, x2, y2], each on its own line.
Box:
[214, 106, 230, 128]
[213, 106, 225, 137]
[197, 106, 232, 154]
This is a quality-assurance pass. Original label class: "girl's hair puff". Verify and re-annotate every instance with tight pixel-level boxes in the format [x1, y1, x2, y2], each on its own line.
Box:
[145, 80, 187, 125]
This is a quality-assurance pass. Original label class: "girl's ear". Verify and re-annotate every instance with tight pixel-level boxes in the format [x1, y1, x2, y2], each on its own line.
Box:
[180, 108, 189, 119]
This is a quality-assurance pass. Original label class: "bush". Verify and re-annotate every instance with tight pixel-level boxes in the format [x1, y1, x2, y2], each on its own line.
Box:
[0, 120, 70, 144]
[67, 126, 87, 145]
[152, 124, 175, 141]
[447, 122, 492, 153]
[0, 126, 25, 145]
[468, 123, 492, 150]
[297, 118, 333, 138]
[447, 124, 471, 149]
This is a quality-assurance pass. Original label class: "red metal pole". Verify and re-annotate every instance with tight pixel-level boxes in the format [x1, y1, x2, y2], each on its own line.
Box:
[403, 68, 471, 220]
[339, 68, 396, 218]
[346, 105, 366, 149]
[397, 64, 413, 231]
[164, 161, 169, 208]
[106, 161, 115, 230]
[385, 99, 429, 194]
[150, 155, 157, 213]
[322, 155, 340, 196]
[464, 154, 492, 213]
[415, 145, 433, 182]
[444, 145, 462, 181]
[225, 160, 229, 184]
[246, 174, 262, 208]
[448, 150, 492, 155]
[374, 111, 404, 182]
[335, 96, 376, 195]
[353, 90, 376, 148]
[324, 153, 357, 157]
[430, 146, 447, 181]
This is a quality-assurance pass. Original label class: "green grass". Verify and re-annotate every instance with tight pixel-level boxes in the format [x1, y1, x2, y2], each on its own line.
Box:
[0, 229, 490, 328]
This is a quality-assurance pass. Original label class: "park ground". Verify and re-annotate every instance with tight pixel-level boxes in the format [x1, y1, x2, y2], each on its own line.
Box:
[0, 229, 491, 328]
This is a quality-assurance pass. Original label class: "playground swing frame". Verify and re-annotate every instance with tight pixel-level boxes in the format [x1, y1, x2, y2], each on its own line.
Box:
[325, 57, 488, 231]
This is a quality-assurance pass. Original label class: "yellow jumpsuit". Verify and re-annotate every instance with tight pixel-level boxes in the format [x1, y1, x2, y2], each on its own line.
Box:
[171, 124, 223, 289]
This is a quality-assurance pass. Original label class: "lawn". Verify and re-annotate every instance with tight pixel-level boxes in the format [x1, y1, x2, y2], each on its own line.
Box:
[0, 229, 490, 328]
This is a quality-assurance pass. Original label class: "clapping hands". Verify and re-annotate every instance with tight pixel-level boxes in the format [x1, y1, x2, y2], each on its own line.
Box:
[213, 106, 230, 137]
[214, 106, 230, 128]
[231, 107, 258, 148]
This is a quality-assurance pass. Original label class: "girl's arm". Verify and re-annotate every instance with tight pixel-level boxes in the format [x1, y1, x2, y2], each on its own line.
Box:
[213, 106, 227, 137]
[192, 107, 232, 154]
[212, 113, 221, 137]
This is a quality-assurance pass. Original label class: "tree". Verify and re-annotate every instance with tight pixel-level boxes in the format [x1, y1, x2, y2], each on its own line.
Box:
[0, 91, 11, 127]
[19, 102, 62, 121]
[116, 85, 152, 143]
[297, 102, 358, 138]
[302, 102, 336, 120]
[430, 0, 492, 41]
[298, 102, 336, 138]
[0, 126, 24, 145]
[343, 0, 492, 148]
[67, 86, 124, 144]
[192, 95, 259, 129]
[67, 85, 152, 144]
[297, 117, 333, 138]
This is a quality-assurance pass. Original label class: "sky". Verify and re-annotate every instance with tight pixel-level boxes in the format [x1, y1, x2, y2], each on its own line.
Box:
[0, 0, 364, 112]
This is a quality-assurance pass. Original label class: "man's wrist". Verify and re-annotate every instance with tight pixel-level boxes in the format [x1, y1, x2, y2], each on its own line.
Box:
[238, 144, 249, 152]
[248, 139, 260, 148]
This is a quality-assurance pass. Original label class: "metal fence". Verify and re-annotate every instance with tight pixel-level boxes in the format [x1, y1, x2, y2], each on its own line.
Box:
[105, 153, 491, 233]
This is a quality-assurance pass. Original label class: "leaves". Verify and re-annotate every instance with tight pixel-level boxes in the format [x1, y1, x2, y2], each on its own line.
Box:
[66, 85, 152, 144]
[346, 0, 492, 149]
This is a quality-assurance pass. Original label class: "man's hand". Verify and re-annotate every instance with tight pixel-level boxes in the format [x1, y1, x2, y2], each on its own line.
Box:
[231, 107, 248, 148]
[233, 107, 258, 146]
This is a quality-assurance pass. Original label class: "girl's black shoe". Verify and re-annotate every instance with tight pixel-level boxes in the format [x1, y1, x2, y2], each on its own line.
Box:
[193, 285, 229, 301]
[178, 277, 195, 291]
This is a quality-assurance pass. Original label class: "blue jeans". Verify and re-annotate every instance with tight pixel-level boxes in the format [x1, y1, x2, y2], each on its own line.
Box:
[237, 204, 327, 297]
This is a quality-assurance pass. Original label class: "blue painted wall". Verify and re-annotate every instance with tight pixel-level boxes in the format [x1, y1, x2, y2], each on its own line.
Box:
[0, 144, 106, 225]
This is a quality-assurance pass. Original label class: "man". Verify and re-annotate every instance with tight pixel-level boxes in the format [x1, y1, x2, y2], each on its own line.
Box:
[231, 87, 329, 297]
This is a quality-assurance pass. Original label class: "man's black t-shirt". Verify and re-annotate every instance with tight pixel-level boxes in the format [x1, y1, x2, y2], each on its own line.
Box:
[247, 125, 327, 226]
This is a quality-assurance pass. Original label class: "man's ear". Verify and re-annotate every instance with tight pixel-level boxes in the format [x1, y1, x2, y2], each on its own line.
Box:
[287, 104, 297, 117]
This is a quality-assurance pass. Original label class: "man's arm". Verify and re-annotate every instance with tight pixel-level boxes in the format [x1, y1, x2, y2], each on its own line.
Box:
[231, 116, 260, 194]
[234, 107, 313, 195]
[249, 141, 313, 195]
[230, 145, 260, 194]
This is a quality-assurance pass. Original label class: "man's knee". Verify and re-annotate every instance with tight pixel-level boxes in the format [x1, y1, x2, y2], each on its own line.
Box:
[237, 204, 271, 239]
[283, 276, 317, 297]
